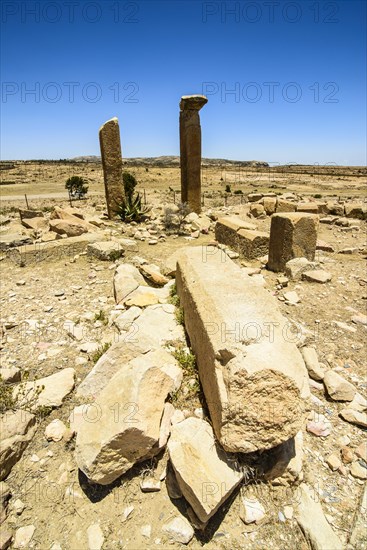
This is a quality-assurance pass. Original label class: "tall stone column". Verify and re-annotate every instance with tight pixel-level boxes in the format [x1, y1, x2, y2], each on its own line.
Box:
[99, 117, 125, 219]
[179, 95, 207, 214]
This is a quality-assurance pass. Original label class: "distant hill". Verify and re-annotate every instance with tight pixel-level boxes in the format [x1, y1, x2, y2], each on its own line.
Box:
[70, 155, 269, 167]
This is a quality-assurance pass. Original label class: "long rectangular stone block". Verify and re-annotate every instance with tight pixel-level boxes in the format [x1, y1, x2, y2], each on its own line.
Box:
[176, 247, 310, 453]
[6, 234, 102, 265]
[215, 217, 268, 259]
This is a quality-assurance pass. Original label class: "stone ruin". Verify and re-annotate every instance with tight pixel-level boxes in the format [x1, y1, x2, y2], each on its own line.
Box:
[99, 117, 125, 219]
[179, 95, 207, 214]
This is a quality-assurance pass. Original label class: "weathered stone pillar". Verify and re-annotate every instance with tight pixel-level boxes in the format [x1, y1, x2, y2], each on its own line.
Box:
[268, 212, 319, 272]
[179, 95, 207, 214]
[99, 117, 125, 219]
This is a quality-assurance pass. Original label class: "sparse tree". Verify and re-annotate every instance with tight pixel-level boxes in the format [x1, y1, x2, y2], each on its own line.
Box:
[65, 176, 88, 198]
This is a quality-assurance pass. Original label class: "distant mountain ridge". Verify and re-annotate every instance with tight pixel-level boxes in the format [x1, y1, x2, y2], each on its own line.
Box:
[70, 155, 269, 167]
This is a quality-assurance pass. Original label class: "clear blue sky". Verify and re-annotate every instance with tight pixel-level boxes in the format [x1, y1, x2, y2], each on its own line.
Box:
[1, 0, 366, 164]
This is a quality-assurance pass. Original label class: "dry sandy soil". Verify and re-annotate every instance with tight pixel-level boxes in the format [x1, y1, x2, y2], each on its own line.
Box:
[0, 161, 366, 550]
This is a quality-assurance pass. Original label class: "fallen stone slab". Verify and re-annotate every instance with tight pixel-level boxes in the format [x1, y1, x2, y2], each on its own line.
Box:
[0, 410, 37, 480]
[19, 209, 43, 219]
[215, 217, 268, 259]
[87, 241, 124, 261]
[0, 367, 21, 384]
[295, 484, 343, 550]
[285, 257, 318, 280]
[13, 368, 75, 410]
[276, 199, 296, 213]
[21, 217, 49, 231]
[302, 270, 331, 284]
[344, 203, 366, 220]
[6, 234, 102, 265]
[296, 203, 319, 214]
[168, 418, 243, 522]
[263, 197, 277, 215]
[113, 263, 146, 304]
[268, 213, 319, 272]
[49, 219, 90, 237]
[176, 247, 310, 453]
[316, 240, 335, 253]
[76, 348, 182, 485]
[0, 234, 33, 252]
[76, 340, 151, 400]
[125, 285, 170, 307]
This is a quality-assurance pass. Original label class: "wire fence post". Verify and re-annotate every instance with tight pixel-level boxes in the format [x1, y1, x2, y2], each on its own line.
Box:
[24, 194, 30, 209]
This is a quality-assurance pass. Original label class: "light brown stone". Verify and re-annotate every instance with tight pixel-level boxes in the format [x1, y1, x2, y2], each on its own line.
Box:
[268, 213, 319, 272]
[179, 95, 207, 214]
[263, 197, 277, 215]
[99, 117, 125, 219]
[176, 247, 310, 453]
[0, 410, 37, 480]
[215, 217, 268, 259]
[323, 370, 356, 402]
[167, 418, 243, 522]
[296, 203, 319, 214]
[295, 484, 343, 550]
[76, 349, 182, 484]
[276, 199, 296, 212]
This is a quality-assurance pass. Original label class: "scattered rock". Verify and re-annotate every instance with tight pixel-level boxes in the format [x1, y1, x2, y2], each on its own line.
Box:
[0, 410, 37, 480]
[140, 478, 161, 492]
[295, 484, 343, 550]
[87, 241, 124, 261]
[355, 441, 367, 462]
[240, 497, 266, 524]
[326, 453, 341, 471]
[86, 523, 104, 550]
[339, 408, 367, 428]
[323, 370, 356, 401]
[302, 270, 332, 284]
[307, 411, 332, 437]
[45, 419, 67, 442]
[162, 516, 194, 545]
[13, 499, 25, 515]
[13, 525, 35, 549]
[350, 461, 367, 480]
[351, 313, 367, 326]
[13, 368, 75, 409]
[113, 263, 146, 304]
[340, 446, 354, 464]
[301, 347, 325, 381]
[139, 264, 169, 286]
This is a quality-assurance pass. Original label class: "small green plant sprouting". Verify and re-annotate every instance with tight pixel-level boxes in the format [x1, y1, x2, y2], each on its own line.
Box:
[168, 284, 184, 324]
[94, 310, 108, 325]
[0, 372, 47, 417]
[65, 176, 88, 198]
[115, 171, 150, 223]
[172, 348, 196, 376]
[91, 342, 111, 363]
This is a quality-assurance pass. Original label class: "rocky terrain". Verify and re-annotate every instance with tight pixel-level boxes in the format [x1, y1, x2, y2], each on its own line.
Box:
[0, 165, 366, 550]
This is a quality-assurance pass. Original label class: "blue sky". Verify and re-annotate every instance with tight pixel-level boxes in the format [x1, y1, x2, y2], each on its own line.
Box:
[1, 0, 366, 164]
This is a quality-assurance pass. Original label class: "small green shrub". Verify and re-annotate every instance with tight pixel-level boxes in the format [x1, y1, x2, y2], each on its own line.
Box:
[94, 310, 108, 325]
[91, 342, 111, 363]
[313, 193, 322, 199]
[225, 184, 231, 193]
[234, 189, 243, 195]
